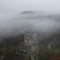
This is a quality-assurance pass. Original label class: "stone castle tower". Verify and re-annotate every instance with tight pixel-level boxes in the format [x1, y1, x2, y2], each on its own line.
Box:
[24, 32, 38, 52]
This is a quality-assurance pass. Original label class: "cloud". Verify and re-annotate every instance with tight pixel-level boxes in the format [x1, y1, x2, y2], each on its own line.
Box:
[0, 0, 60, 13]
[0, 13, 60, 37]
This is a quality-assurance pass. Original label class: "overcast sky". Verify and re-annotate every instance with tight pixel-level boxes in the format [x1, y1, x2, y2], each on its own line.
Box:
[0, 0, 60, 13]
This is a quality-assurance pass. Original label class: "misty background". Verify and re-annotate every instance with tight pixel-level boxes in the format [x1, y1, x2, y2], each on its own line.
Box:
[0, 0, 60, 37]
[0, 0, 60, 13]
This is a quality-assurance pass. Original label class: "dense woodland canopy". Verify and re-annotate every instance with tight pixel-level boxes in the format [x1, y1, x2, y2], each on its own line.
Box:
[0, 27, 60, 60]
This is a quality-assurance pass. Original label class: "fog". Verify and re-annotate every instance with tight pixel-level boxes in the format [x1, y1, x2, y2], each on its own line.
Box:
[0, 0, 60, 37]
[0, 13, 60, 37]
[0, 0, 60, 13]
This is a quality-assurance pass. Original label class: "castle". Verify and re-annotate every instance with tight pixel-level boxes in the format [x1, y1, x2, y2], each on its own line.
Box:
[24, 32, 38, 52]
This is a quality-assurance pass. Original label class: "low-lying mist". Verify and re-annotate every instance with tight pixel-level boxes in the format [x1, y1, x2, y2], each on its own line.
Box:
[0, 13, 60, 37]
